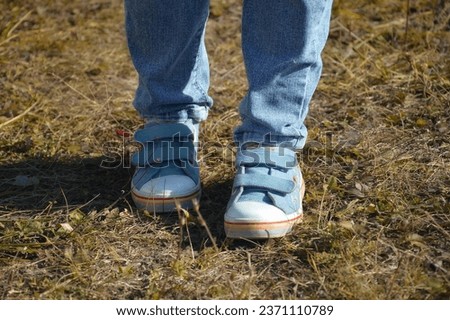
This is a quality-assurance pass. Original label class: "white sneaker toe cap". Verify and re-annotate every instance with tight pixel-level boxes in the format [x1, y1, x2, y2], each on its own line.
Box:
[136, 175, 197, 197]
[225, 201, 287, 223]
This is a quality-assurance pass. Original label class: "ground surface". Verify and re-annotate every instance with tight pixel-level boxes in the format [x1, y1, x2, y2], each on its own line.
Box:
[0, 0, 449, 299]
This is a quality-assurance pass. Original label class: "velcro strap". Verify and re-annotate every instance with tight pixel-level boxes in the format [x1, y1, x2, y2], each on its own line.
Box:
[132, 140, 194, 166]
[236, 147, 297, 169]
[134, 123, 194, 143]
[233, 173, 295, 194]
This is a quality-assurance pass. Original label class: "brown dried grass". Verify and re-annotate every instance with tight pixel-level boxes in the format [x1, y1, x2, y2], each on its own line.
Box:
[0, 0, 449, 299]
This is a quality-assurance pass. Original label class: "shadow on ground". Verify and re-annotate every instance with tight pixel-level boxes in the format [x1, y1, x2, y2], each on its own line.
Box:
[0, 156, 132, 213]
[0, 156, 237, 249]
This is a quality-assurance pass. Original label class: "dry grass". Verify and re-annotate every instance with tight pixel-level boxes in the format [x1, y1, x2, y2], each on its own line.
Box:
[0, 0, 449, 299]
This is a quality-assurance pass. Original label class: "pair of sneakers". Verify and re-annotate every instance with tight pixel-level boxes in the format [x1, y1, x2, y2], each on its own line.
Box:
[130, 120, 305, 239]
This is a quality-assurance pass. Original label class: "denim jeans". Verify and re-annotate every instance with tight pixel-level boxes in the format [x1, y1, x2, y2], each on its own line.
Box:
[125, 0, 333, 149]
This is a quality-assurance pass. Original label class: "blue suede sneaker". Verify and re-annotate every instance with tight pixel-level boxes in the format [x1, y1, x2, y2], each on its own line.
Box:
[131, 120, 201, 212]
[224, 146, 304, 239]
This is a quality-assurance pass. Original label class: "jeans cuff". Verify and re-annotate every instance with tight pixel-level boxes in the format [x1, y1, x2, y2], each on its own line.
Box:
[139, 104, 209, 124]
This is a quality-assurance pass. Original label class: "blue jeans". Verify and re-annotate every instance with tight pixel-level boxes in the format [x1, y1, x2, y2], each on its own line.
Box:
[125, 0, 333, 149]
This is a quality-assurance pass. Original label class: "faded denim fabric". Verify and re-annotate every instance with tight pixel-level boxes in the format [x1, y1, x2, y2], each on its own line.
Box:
[125, 0, 333, 149]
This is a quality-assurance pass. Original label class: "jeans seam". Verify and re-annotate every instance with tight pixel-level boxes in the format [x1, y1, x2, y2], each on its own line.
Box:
[192, 21, 208, 105]
[298, 1, 329, 124]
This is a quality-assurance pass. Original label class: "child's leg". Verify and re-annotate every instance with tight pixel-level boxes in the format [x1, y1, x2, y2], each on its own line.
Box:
[124, 0, 212, 123]
[226, 0, 333, 238]
[124, 0, 211, 212]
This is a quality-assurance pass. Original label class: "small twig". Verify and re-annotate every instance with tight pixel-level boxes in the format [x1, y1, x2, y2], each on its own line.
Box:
[74, 194, 101, 211]
[59, 187, 70, 216]
[183, 210, 195, 260]
[63, 80, 99, 106]
[7, 10, 33, 38]
[175, 203, 195, 260]
[0, 99, 41, 130]
[424, 212, 450, 240]
[175, 201, 185, 259]
[193, 199, 219, 252]
[106, 190, 131, 211]
[52, 73, 100, 106]
[334, 20, 378, 53]
[0, 10, 32, 48]
[0, 34, 19, 48]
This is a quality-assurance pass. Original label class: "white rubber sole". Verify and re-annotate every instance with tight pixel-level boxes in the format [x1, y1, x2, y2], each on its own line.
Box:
[224, 211, 303, 239]
[131, 188, 201, 213]
[224, 181, 305, 239]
